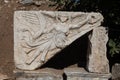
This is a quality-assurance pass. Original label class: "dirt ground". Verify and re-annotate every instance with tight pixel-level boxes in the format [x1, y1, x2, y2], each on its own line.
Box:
[0, 0, 56, 79]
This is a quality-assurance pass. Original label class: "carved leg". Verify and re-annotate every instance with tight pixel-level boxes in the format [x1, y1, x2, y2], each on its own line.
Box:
[87, 27, 109, 73]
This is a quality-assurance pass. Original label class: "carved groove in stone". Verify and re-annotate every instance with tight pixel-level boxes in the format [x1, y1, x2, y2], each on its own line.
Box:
[14, 11, 103, 70]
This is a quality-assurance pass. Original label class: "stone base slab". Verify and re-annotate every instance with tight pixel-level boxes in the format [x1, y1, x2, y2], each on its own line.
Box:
[14, 68, 63, 80]
[64, 68, 111, 80]
[14, 68, 111, 80]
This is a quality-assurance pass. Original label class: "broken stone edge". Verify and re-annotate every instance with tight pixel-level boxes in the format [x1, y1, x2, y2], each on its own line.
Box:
[64, 68, 111, 79]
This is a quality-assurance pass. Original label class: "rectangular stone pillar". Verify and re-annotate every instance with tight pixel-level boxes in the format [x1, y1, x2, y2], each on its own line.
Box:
[87, 27, 109, 73]
[14, 68, 63, 80]
[64, 68, 111, 80]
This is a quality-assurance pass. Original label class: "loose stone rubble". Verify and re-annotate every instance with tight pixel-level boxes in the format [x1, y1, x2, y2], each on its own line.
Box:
[64, 68, 111, 80]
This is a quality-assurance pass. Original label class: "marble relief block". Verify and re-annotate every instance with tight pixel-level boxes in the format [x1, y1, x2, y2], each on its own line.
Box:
[14, 11, 104, 71]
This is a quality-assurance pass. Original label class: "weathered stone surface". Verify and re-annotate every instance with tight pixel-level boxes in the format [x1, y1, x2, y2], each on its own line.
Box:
[112, 63, 120, 80]
[0, 73, 9, 80]
[33, 0, 50, 6]
[87, 27, 109, 73]
[14, 68, 63, 80]
[19, 0, 34, 4]
[64, 68, 111, 80]
[14, 11, 103, 70]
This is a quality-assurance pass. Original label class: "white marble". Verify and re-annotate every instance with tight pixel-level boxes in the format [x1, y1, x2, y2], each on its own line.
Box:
[14, 11, 103, 70]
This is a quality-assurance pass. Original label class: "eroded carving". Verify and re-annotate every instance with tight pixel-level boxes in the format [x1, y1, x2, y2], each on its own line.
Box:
[14, 11, 103, 70]
[87, 27, 109, 73]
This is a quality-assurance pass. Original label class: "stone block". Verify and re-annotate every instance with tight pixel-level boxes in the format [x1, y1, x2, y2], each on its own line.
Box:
[87, 27, 109, 73]
[64, 68, 111, 80]
[19, 0, 54, 6]
[14, 68, 63, 80]
[112, 63, 120, 80]
[14, 11, 103, 70]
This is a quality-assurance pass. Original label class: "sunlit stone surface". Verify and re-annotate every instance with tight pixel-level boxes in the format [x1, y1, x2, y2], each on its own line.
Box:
[14, 11, 105, 70]
[87, 27, 109, 73]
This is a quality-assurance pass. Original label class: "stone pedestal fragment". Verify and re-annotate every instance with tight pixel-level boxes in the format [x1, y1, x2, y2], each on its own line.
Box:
[64, 68, 111, 80]
[14, 68, 63, 80]
[87, 27, 109, 73]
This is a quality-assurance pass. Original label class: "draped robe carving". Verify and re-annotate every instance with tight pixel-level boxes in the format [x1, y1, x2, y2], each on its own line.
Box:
[14, 11, 103, 70]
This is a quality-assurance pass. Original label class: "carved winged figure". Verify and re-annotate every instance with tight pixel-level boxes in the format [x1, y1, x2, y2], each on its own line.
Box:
[14, 11, 103, 70]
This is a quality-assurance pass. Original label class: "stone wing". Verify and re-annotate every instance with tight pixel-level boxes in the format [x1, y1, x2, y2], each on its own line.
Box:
[66, 13, 103, 45]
